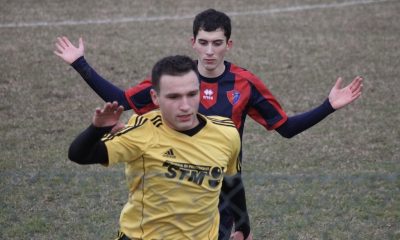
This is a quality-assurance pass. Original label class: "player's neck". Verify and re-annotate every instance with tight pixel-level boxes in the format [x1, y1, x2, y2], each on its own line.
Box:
[177, 114, 206, 137]
[198, 62, 226, 78]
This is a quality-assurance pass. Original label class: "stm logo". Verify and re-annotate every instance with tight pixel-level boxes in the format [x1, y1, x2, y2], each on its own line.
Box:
[203, 89, 214, 100]
[163, 160, 224, 188]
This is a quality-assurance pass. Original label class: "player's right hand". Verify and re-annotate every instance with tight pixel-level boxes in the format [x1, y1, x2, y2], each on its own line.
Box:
[54, 36, 84, 64]
[93, 101, 124, 128]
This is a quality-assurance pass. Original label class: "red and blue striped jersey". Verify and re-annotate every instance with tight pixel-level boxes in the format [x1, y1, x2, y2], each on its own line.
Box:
[125, 61, 288, 138]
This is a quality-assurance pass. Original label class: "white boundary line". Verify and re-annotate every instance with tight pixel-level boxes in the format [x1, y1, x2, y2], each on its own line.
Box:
[0, 0, 392, 28]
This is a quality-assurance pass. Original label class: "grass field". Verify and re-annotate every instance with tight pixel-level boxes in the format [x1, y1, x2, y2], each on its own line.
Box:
[1, 0, 399, 239]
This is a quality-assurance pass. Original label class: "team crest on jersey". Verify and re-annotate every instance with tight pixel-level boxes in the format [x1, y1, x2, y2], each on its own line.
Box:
[227, 90, 240, 105]
[200, 82, 218, 109]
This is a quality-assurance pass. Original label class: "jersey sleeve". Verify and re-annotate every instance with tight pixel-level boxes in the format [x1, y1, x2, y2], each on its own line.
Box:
[101, 115, 153, 165]
[124, 79, 158, 115]
[71, 56, 131, 109]
[246, 73, 288, 130]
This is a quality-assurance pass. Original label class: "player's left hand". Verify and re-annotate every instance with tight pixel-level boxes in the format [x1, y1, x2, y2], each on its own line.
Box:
[230, 231, 253, 240]
[328, 76, 363, 110]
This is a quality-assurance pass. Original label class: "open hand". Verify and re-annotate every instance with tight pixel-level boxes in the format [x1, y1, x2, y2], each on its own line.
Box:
[54, 36, 84, 64]
[93, 101, 124, 127]
[328, 76, 363, 110]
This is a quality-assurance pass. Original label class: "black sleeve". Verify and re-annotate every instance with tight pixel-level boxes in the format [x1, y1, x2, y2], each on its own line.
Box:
[70, 56, 131, 110]
[68, 124, 114, 165]
[276, 98, 335, 138]
[222, 174, 251, 239]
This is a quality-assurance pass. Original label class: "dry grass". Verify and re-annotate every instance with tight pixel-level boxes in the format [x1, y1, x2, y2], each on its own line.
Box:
[1, 0, 399, 239]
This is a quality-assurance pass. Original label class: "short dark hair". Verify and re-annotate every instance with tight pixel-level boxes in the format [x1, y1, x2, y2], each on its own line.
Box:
[193, 8, 231, 40]
[151, 55, 197, 92]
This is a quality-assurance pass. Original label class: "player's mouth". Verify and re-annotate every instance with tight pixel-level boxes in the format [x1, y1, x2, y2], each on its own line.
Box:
[204, 59, 216, 64]
[177, 114, 192, 122]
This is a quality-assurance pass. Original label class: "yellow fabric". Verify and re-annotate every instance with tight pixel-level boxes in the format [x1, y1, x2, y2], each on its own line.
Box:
[102, 111, 240, 240]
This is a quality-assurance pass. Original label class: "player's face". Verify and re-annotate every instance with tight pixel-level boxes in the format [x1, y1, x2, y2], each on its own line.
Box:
[151, 71, 200, 131]
[192, 29, 232, 77]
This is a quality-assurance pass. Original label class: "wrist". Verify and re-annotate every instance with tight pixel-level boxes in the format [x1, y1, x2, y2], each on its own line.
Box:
[89, 124, 115, 135]
[324, 98, 336, 113]
[70, 55, 85, 68]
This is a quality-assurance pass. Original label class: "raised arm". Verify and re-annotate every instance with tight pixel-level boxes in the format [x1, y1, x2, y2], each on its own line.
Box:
[276, 76, 363, 138]
[54, 36, 131, 109]
[68, 102, 124, 165]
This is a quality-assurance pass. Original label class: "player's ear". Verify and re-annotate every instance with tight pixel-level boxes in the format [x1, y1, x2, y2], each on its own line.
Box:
[190, 36, 195, 47]
[150, 89, 160, 106]
[226, 39, 233, 50]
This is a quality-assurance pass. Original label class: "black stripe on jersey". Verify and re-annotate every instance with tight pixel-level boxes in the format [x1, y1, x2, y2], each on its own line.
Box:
[150, 115, 163, 127]
[206, 116, 236, 128]
[102, 116, 147, 142]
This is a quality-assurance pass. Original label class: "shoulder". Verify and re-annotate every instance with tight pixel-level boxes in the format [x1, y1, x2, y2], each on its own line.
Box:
[227, 61, 266, 85]
[128, 110, 163, 127]
[206, 115, 236, 128]
[204, 115, 241, 152]
[103, 111, 162, 144]
[204, 115, 239, 139]
[114, 111, 162, 137]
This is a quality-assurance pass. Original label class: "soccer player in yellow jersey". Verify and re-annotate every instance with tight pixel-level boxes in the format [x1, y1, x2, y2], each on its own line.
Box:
[68, 55, 241, 240]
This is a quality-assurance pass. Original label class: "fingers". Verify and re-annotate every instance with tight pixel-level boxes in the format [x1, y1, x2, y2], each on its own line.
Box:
[352, 84, 362, 98]
[55, 36, 77, 50]
[53, 50, 62, 57]
[94, 107, 102, 116]
[347, 76, 363, 102]
[62, 36, 73, 47]
[56, 36, 68, 48]
[116, 105, 125, 115]
[54, 37, 68, 58]
[334, 77, 343, 89]
[349, 76, 363, 93]
[55, 42, 64, 53]
[102, 101, 123, 114]
[103, 102, 117, 113]
[348, 76, 363, 101]
[78, 37, 84, 49]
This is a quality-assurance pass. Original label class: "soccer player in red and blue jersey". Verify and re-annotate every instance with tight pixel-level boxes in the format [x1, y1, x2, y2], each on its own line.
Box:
[55, 9, 363, 240]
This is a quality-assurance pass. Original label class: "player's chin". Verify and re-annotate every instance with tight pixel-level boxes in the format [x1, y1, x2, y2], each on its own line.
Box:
[175, 118, 195, 131]
[201, 61, 217, 70]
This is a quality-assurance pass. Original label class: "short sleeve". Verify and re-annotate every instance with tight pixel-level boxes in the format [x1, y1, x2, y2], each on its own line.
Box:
[102, 115, 152, 165]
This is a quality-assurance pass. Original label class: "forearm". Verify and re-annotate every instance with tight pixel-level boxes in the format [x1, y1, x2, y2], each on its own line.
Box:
[222, 174, 251, 239]
[68, 124, 112, 164]
[276, 98, 335, 138]
[71, 56, 131, 109]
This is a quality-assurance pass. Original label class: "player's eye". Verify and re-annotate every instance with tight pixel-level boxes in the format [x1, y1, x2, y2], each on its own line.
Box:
[167, 94, 180, 99]
[213, 41, 224, 47]
[188, 91, 199, 97]
[198, 40, 208, 46]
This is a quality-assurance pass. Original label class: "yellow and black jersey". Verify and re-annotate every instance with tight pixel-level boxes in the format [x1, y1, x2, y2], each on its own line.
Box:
[102, 110, 240, 240]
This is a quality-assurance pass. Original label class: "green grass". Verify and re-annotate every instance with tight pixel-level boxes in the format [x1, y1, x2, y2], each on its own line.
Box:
[1, 0, 399, 239]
